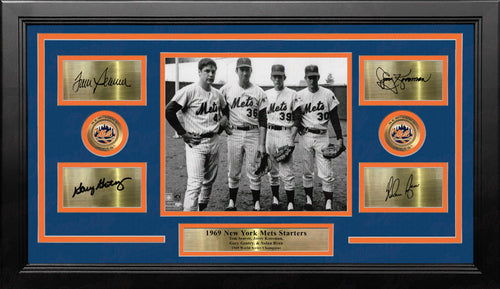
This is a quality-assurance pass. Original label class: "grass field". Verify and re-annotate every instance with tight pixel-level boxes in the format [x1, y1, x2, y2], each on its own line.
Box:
[165, 120, 348, 212]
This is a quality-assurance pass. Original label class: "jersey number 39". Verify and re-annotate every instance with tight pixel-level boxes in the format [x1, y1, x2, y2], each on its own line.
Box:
[279, 112, 292, 121]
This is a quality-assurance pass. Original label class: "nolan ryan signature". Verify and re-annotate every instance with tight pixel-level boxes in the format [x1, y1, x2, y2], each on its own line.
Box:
[72, 177, 132, 198]
[385, 174, 420, 201]
[375, 67, 431, 94]
[72, 67, 132, 94]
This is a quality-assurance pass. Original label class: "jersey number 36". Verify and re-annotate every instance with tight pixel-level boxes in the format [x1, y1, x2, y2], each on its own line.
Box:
[246, 108, 258, 118]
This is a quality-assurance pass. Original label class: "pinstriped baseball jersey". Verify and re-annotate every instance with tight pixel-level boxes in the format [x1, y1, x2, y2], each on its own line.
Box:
[265, 87, 300, 127]
[171, 83, 225, 134]
[298, 86, 339, 129]
[220, 83, 267, 126]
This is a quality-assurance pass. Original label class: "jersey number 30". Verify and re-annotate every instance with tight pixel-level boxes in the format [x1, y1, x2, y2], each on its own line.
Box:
[317, 112, 329, 121]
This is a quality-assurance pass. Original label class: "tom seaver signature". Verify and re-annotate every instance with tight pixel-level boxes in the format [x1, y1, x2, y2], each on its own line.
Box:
[72, 67, 132, 94]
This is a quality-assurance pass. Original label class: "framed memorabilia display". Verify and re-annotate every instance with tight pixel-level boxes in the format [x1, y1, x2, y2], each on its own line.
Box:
[1, 1, 499, 288]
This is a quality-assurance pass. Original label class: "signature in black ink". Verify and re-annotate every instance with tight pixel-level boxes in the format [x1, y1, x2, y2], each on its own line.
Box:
[385, 174, 420, 201]
[72, 67, 132, 94]
[72, 177, 132, 198]
[375, 67, 431, 94]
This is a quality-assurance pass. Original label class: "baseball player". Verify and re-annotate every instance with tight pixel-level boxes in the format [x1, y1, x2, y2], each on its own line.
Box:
[220, 58, 267, 211]
[264, 64, 301, 211]
[165, 58, 229, 211]
[297, 65, 344, 211]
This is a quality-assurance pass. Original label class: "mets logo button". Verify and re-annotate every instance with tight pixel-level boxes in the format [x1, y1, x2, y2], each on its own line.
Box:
[82, 111, 128, 157]
[379, 111, 425, 156]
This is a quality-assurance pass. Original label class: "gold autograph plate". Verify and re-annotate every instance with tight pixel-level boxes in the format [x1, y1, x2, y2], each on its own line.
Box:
[60, 166, 143, 210]
[180, 225, 333, 256]
[61, 58, 143, 102]
[361, 57, 447, 105]
[360, 163, 447, 212]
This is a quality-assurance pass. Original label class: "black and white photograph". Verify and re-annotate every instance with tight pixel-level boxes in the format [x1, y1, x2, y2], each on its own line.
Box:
[164, 56, 349, 212]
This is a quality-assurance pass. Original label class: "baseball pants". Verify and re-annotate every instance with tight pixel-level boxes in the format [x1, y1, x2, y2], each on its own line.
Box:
[227, 129, 261, 191]
[300, 132, 335, 192]
[183, 135, 219, 211]
[266, 128, 295, 190]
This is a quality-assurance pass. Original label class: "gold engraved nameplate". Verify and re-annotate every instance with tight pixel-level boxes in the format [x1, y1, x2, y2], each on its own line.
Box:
[60, 166, 143, 210]
[360, 163, 447, 212]
[61, 57, 143, 102]
[361, 56, 446, 104]
[180, 224, 333, 256]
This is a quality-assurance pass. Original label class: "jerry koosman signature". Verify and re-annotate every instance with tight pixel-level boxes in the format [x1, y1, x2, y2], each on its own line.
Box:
[376, 67, 431, 94]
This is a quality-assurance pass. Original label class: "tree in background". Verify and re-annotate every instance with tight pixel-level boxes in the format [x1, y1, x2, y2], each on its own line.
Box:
[325, 73, 335, 85]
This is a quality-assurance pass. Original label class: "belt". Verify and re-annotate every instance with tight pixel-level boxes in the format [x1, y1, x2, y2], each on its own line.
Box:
[234, 125, 258, 131]
[304, 127, 327, 134]
[199, 132, 216, 138]
[268, 124, 290, 130]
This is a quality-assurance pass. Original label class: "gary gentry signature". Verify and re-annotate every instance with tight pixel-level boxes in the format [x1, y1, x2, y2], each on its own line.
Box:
[385, 174, 420, 201]
[375, 67, 431, 94]
[72, 67, 132, 94]
[72, 177, 132, 198]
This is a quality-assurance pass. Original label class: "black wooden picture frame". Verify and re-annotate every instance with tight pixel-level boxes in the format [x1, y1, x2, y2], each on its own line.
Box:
[1, 1, 498, 288]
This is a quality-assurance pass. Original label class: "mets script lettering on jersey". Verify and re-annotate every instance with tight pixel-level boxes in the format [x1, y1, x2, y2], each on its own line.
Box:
[221, 83, 267, 127]
[268, 102, 287, 113]
[171, 83, 224, 134]
[265, 87, 300, 127]
[298, 86, 339, 130]
[196, 101, 218, 115]
[303, 101, 325, 113]
[230, 95, 255, 109]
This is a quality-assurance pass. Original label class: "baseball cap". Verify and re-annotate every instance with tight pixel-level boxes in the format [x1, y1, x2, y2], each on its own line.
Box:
[304, 65, 320, 77]
[236, 58, 252, 68]
[271, 64, 285, 76]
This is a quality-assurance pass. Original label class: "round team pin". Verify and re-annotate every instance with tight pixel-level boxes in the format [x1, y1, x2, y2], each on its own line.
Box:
[379, 110, 425, 157]
[82, 110, 128, 157]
